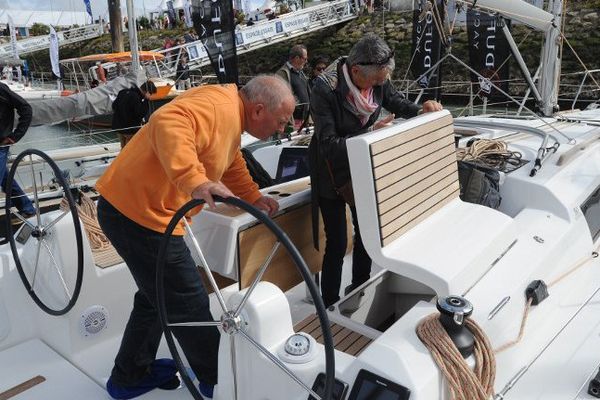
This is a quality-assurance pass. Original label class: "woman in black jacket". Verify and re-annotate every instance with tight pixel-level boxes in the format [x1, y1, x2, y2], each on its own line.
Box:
[309, 33, 442, 307]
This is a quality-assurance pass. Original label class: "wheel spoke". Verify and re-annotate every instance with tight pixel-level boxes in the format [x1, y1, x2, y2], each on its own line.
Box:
[28, 155, 42, 226]
[41, 238, 72, 300]
[233, 241, 280, 318]
[43, 209, 70, 231]
[10, 208, 35, 226]
[167, 321, 221, 328]
[182, 219, 229, 314]
[230, 335, 239, 400]
[238, 329, 321, 400]
[30, 237, 43, 292]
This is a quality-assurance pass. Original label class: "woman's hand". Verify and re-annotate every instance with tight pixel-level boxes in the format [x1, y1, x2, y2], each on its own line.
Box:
[421, 100, 443, 113]
[373, 113, 395, 130]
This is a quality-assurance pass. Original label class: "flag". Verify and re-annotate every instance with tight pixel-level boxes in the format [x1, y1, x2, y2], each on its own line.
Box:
[184, 0, 194, 28]
[411, 0, 446, 101]
[83, 0, 93, 23]
[167, 1, 177, 26]
[49, 26, 61, 79]
[8, 14, 18, 59]
[191, 0, 239, 84]
[466, 10, 511, 98]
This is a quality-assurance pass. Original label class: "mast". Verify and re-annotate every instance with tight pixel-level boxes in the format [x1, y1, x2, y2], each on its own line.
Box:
[107, 0, 124, 52]
[125, 0, 141, 71]
[538, 0, 563, 116]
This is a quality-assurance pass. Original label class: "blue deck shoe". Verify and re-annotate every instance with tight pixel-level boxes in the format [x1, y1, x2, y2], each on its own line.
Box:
[106, 358, 181, 399]
[199, 381, 214, 399]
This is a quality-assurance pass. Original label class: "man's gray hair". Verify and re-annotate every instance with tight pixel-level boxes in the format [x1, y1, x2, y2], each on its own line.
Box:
[346, 33, 395, 77]
[240, 74, 294, 111]
[289, 44, 307, 59]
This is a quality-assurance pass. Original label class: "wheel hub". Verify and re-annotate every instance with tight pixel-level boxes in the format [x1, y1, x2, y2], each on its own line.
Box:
[31, 226, 47, 239]
[221, 311, 243, 335]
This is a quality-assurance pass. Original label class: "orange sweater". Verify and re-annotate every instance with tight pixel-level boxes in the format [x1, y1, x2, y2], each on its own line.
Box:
[97, 84, 261, 234]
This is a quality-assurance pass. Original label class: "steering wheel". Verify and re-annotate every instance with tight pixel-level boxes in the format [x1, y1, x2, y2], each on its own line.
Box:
[5, 149, 84, 316]
[156, 196, 335, 400]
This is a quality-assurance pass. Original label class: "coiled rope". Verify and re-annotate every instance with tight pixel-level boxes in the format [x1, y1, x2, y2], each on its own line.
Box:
[417, 246, 600, 399]
[60, 193, 112, 251]
[417, 314, 496, 400]
[456, 139, 523, 170]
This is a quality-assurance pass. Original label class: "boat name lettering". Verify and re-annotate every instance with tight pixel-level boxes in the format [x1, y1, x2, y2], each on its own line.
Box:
[485, 18, 497, 68]
[423, 10, 434, 68]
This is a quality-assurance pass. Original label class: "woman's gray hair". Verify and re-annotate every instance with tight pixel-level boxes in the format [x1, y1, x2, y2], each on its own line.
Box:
[240, 74, 293, 111]
[346, 33, 396, 77]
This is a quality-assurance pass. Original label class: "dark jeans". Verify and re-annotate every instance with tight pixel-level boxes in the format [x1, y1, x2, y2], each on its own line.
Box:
[97, 197, 220, 386]
[0, 147, 35, 214]
[319, 196, 371, 307]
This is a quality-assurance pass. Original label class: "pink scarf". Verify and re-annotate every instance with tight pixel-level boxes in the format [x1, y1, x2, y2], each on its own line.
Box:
[343, 64, 378, 126]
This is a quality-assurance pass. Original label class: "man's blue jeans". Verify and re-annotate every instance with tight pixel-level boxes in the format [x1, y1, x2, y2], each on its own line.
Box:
[97, 196, 220, 387]
[0, 146, 35, 215]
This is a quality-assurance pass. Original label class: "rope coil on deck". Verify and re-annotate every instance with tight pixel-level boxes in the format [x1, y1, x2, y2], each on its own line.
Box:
[418, 247, 600, 398]
[60, 194, 112, 251]
[456, 139, 523, 170]
[417, 314, 496, 400]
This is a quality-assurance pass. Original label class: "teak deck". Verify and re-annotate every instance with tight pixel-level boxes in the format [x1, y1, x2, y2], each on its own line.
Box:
[294, 314, 372, 357]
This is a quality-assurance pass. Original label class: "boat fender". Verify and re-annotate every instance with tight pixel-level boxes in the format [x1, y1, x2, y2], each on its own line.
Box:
[525, 280, 549, 305]
[436, 296, 475, 358]
[588, 368, 600, 398]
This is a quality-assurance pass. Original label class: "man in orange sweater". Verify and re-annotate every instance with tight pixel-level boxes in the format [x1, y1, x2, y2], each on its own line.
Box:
[97, 75, 294, 400]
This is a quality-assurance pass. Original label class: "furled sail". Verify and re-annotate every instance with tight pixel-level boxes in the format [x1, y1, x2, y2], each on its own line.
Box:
[411, 0, 446, 101]
[29, 69, 145, 127]
[459, 0, 553, 32]
[466, 10, 511, 98]
[191, 0, 239, 84]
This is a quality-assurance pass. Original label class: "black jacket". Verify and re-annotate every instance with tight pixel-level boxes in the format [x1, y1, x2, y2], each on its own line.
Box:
[176, 62, 190, 80]
[111, 87, 149, 136]
[308, 57, 419, 248]
[0, 82, 32, 142]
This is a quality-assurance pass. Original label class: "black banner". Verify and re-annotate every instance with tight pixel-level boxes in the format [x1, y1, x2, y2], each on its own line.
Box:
[191, 0, 239, 85]
[466, 10, 511, 98]
[411, 0, 445, 101]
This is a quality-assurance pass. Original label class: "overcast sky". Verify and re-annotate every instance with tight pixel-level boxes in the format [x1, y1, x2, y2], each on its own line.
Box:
[4, 0, 164, 17]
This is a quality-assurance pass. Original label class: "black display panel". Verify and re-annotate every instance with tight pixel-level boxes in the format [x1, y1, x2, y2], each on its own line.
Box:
[275, 147, 310, 184]
[16, 223, 33, 244]
[308, 372, 348, 400]
[348, 370, 410, 400]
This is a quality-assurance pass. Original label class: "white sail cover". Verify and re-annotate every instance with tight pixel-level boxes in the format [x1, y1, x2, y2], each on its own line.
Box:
[49, 26, 60, 79]
[183, 0, 193, 28]
[29, 69, 145, 126]
[459, 0, 554, 31]
[8, 14, 18, 59]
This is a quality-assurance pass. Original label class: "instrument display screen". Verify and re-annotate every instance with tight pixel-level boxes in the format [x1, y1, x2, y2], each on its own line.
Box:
[348, 369, 410, 400]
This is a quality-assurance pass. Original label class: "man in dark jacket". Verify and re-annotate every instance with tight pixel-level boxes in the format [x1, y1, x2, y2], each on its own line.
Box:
[176, 56, 191, 90]
[276, 44, 310, 129]
[0, 82, 36, 218]
[112, 80, 157, 148]
[309, 33, 442, 307]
